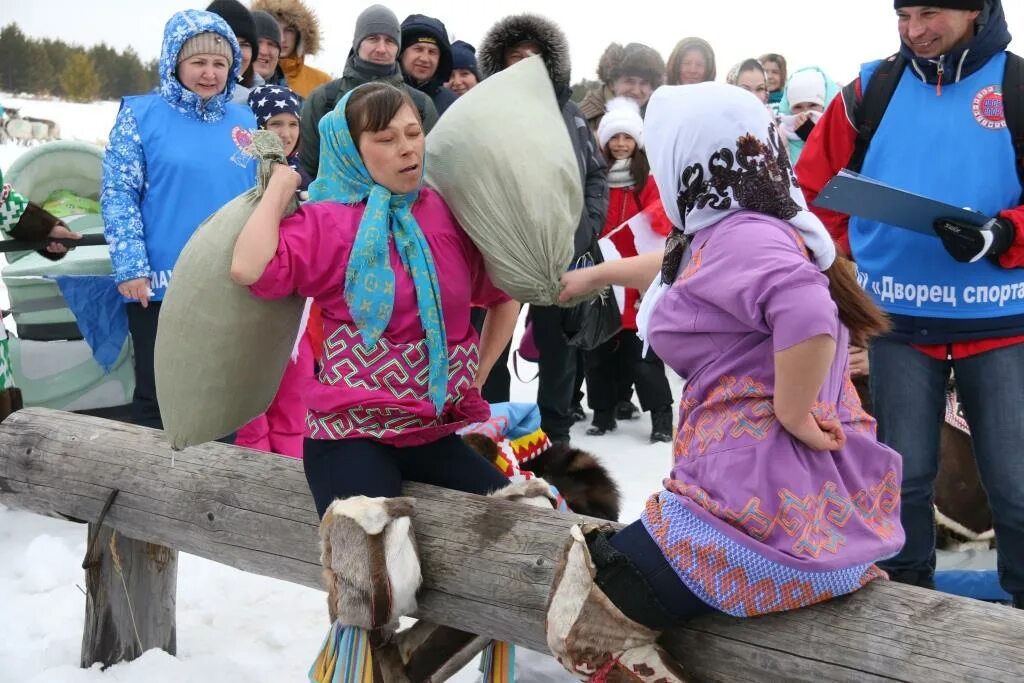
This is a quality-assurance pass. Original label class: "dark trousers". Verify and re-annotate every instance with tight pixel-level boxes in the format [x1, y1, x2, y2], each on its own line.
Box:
[584, 331, 672, 413]
[470, 307, 512, 403]
[606, 520, 714, 623]
[303, 434, 511, 518]
[572, 350, 585, 408]
[126, 302, 163, 430]
[529, 304, 577, 442]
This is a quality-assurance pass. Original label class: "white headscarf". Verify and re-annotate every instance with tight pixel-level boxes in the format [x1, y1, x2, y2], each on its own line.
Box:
[637, 82, 836, 341]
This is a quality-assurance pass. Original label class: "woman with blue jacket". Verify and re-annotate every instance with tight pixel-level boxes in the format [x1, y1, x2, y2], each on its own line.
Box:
[101, 9, 257, 429]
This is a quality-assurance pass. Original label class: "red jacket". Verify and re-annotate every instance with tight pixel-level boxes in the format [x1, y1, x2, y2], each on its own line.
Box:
[601, 176, 672, 329]
[795, 77, 1024, 360]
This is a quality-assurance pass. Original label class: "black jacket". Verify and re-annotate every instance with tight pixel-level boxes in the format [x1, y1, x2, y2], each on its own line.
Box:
[479, 14, 608, 259]
[400, 14, 459, 116]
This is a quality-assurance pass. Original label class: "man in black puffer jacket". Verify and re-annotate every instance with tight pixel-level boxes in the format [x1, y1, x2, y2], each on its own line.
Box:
[399, 14, 458, 116]
[479, 14, 609, 444]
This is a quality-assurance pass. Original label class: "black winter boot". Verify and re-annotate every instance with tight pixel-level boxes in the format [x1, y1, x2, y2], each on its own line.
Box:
[650, 406, 674, 443]
[1013, 594, 1024, 609]
[615, 400, 640, 421]
[586, 410, 617, 436]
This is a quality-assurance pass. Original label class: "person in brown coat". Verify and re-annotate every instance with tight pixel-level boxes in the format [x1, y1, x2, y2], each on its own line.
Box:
[250, 0, 331, 97]
[579, 41, 665, 131]
[666, 36, 716, 85]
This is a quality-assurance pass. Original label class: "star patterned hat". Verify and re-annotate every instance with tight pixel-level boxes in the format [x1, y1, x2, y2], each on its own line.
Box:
[247, 84, 302, 126]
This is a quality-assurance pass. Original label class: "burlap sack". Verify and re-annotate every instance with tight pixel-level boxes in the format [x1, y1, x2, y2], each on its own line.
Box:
[424, 55, 582, 305]
[154, 131, 304, 450]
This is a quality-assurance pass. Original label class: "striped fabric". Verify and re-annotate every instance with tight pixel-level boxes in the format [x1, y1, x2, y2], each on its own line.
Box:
[479, 640, 515, 682]
[309, 623, 373, 683]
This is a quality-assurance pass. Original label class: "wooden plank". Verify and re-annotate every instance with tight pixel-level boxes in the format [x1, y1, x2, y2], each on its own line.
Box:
[2, 408, 1022, 681]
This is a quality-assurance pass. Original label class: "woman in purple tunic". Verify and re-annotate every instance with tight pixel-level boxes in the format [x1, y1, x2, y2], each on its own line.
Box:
[546, 83, 905, 679]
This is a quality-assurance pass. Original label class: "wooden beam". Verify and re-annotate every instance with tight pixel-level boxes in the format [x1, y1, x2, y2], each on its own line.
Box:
[1, 408, 1022, 681]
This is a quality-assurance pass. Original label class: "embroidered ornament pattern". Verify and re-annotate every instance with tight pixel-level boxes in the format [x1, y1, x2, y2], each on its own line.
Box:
[664, 470, 901, 557]
[642, 491, 888, 617]
[307, 323, 479, 440]
[674, 375, 777, 458]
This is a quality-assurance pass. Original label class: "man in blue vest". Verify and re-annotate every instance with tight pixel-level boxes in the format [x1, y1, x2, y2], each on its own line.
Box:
[798, 0, 1024, 608]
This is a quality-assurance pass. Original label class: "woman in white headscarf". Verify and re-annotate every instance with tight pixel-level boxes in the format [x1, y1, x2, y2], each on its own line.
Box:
[546, 83, 904, 680]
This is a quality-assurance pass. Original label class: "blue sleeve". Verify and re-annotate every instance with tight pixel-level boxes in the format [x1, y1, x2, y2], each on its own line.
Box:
[101, 104, 150, 284]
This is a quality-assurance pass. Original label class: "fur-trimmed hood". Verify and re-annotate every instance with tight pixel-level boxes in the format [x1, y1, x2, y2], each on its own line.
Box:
[158, 10, 242, 122]
[478, 13, 571, 90]
[250, 0, 322, 56]
[666, 36, 716, 85]
[597, 42, 665, 89]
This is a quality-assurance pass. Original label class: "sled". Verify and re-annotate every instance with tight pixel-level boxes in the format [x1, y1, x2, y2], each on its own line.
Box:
[3, 141, 133, 412]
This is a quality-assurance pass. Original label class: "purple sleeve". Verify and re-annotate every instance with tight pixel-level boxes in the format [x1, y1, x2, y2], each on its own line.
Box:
[249, 205, 349, 301]
[689, 217, 838, 351]
[766, 280, 839, 352]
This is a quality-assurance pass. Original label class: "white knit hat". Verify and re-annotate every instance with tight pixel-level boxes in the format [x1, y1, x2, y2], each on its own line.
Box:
[597, 97, 644, 150]
[786, 69, 827, 108]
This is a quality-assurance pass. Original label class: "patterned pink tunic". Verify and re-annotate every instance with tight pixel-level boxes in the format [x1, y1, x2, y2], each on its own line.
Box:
[250, 188, 510, 447]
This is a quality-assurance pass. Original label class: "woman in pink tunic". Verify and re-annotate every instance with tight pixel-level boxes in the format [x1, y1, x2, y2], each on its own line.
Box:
[232, 82, 519, 515]
[546, 83, 905, 679]
[230, 82, 532, 679]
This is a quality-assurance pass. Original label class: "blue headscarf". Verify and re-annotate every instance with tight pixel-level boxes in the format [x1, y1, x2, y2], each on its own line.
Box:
[308, 86, 448, 414]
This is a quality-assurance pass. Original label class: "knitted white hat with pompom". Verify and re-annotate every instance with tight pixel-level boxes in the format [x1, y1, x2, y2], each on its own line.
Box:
[597, 97, 644, 150]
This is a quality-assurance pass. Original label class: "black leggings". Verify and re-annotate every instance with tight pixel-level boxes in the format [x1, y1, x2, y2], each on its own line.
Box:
[303, 434, 511, 518]
[607, 520, 715, 623]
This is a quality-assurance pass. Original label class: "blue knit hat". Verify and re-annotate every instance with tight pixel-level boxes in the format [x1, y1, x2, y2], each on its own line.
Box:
[247, 84, 301, 125]
[450, 40, 479, 78]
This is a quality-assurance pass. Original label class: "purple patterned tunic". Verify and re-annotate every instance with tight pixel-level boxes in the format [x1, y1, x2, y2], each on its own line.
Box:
[645, 211, 905, 617]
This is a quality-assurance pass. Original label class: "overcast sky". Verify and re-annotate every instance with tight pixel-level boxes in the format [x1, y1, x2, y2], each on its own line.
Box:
[7, 1, 1020, 86]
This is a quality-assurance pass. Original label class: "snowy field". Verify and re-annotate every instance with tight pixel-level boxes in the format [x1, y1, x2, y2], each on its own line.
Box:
[0, 93, 681, 682]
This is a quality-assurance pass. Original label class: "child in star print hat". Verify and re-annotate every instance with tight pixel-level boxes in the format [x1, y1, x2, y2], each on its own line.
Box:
[247, 84, 311, 191]
[238, 82, 312, 460]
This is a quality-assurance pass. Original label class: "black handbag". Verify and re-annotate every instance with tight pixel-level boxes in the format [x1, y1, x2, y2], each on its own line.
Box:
[563, 245, 622, 351]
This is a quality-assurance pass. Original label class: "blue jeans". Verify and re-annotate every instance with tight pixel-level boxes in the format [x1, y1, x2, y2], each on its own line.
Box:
[870, 339, 1024, 597]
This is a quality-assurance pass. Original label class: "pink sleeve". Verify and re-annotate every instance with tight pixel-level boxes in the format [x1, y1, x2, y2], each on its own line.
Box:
[461, 227, 511, 308]
[249, 206, 350, 301]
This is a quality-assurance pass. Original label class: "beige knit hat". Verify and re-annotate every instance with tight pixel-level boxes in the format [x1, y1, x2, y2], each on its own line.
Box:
[177, 32, 233, 63]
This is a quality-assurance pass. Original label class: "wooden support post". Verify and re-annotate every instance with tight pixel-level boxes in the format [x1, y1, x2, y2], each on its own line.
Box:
[80, 523, 178, 668]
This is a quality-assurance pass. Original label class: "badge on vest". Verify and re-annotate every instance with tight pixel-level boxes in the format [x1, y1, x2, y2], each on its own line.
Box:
[972, 86, 1007, 130]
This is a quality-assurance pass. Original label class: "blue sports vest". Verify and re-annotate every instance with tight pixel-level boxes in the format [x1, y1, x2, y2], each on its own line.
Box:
[852, 53, 1024, 334]
[126, 94, 256, 300]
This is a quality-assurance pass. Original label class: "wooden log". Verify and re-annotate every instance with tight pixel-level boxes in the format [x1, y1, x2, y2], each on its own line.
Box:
[1, 408, 1022, 682]
[80, 524, 178, 668]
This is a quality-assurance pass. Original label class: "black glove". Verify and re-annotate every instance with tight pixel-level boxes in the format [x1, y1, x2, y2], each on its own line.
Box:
[795, 116, 816, 142]
[933, 216, 1015, 264]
